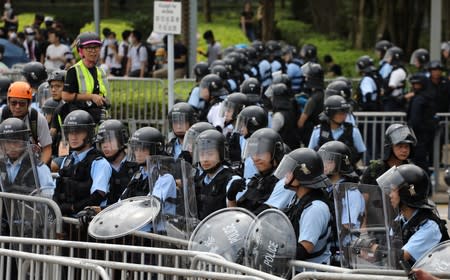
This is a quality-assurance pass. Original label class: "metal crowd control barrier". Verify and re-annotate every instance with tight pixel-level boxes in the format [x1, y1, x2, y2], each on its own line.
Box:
[108, 77, 167, 135]
[292, 272, 407, 280]
[0, 70, 24, 81]
[434, 113, 450, 195]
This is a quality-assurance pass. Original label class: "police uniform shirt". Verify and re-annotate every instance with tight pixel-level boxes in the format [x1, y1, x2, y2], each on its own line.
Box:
[346, 113, 356, 126]
[172, 138, 182, 159]
[271, 60, 282, 73]
[395, 211, 442, 262]
[240, 136, 258, 179]
[61, 147, 112, 195]
[338, 181, 365, 245]
[308, 125, 367, 153]
[151, 173, 177, 216]
[204, 166, 242, 202]
[6, 157, 55, 192]
[379, 61, 393, 79]
[227, 79, 238, 93]
[299, 200, 332, 264]
[264, 179, 295, 210]
[258, 60, 272, 88]
[188, 86, 205, 110]
[286, 62, 302, 92]
[110, 156, 127, 172]
[207, 102, 225, 130]
[359, 76, 378, 103]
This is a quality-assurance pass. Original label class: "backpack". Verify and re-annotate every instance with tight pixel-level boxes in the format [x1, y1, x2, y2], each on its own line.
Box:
[137, 42, 155, 76]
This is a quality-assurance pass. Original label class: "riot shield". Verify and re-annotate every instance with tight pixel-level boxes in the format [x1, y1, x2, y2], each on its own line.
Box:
[244, 209, 296, 278]
[335, 183, 399, 269]
[88, 196, 161, 240]
[146, 156, 198, 239]
[413, 240, 450, 273]
[188, 208, 256, 263]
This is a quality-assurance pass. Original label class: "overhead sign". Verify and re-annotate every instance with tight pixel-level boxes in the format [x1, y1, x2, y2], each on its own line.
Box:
[153, 1, 182, 35]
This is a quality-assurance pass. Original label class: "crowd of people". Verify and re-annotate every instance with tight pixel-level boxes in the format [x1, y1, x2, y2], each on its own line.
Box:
[0, 4, 449, 279]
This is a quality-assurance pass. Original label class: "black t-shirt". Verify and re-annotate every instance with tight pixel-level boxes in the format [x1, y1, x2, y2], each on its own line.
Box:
[174, 43, 187, 69]
[63, 65, 100, 94]
[241, 11, 254, 29]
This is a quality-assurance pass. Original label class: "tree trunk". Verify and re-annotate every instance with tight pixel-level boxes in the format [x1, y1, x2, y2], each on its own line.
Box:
[261, 0, 275, 41]
[203, 0, 211, 23]
[354, 0, 366, 48]
[103, 0, 111, 18]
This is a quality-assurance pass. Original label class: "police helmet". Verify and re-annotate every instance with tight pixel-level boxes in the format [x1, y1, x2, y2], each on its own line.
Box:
[245, 46, 258, 66]
[223, 54, 240, 72]
[210, 64, 230, 80]
[222, 46, 236, 57]
[199, 73, 228, 98]
[324, 95, 351, 118]
[356, 55, 376, 73]
[209, 59, 226, 69]
[318, 141, 353, 175]
[324, 80, 353, 102]
[235, 105, 268, 138]
[300, 44, 317, 61]
[383, 47, 404, 66]
[266, 40, 282, 57]
[193, 61, 209, 78]
[244, 128, 285, 164]
[129, 126, 165, 156]
[445, 167, 450, 187]
[41, 98, 59, 115]
[182, 122, 215, 153]
[21, 62, 48, 88]
[427, 60, 445, 71]
[274, 148, 330, 189]
[37, 81, 50, 101]
[96, 119, 129, 149]
[62, 110, 96, 148]
[251, 41, 265, 58]
[409, 72, 428, 88]
[301, 62, 324, 90]
[410, 48, 430, 67]
[375, 40, 393, 55]
[377, 164, 431, 209]
[0, 117, 30, 141]
[168, 102, 196, 133]
[221, 92, 248, 121]
[383, 123, 417, 160]
[0, 76, 12, 101]
[240, 78, 261, 104]
[47, 70, 67, 83]
[272, 72, 291, 89]
[194, 129, 227, 167]
[76, 31, 102, 50]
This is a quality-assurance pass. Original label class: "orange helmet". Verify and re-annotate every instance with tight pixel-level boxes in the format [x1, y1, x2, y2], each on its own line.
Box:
[8, 81, 33, 100]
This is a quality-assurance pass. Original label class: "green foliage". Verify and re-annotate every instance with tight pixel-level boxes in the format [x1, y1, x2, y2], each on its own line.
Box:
[80, 19, 133, 40]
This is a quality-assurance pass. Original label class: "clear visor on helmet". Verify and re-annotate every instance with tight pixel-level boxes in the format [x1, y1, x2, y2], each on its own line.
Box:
[193, 139, 222, 165]
[0, 139, 28, 160]
[243, 137, 274, 160]
[181, 128, 200, 153]
[264, 86, 274, 99]
[96, 131, 121, 156]
[170, 112, 189, 133]
[127, 140, 163, 164]
[36, 83, 50, 108]
[382, 50, 394, 62]
[376, 165, 406, 193]
[62, 124, 92, 139]
[233, 114, 249, 135]
[274, 154, 298, 180]
[409, 50, 420, 65]
[220, 100, 239, 121]
[318, 150, 342, 175]
[389, 125, 417, 146]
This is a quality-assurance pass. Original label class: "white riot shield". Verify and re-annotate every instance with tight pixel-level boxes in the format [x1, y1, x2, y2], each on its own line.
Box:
[88, 196, 161, 240]
[335, 183, 400, 269]
[244, 209, 296, 278]
[146, 156, 198, 238]
[188, 208, 256, 263]
[413, 240, 450, 273]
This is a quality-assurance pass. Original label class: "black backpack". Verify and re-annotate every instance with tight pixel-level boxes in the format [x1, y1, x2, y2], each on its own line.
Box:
[137, 42, 155, 75]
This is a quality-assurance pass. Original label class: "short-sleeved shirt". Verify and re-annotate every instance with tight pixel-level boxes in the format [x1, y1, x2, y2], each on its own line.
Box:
[44, 43, 71, 71]
[188, 86, 205, 110]
[6, 158, 55, 193]
[240, 136, 258, 179]
[63, 65, 100, 94]
[128, 44, 148, 73]
[359, 76, 378, 102]
[264, 179, 295, 210]
[308, 124, 367, 153]
[207, 42, 222, 66]
[174, 43, 187, 69]
[389, 68, 407, 97]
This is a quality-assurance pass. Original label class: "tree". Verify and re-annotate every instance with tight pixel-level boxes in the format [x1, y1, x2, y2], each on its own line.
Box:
[261, 0, 275, 41]
[203, 0, 211, 23]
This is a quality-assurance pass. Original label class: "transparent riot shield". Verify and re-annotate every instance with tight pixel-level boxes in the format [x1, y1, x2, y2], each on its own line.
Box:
[88, 196, 161, 240]
[413, 240, 450, 273]
[244, 209, 296, 278]
[188, 208, 256, 263]
[0, 139, 48, 239]
[146, 155, 198, 239]
[335, 183, 399, 269]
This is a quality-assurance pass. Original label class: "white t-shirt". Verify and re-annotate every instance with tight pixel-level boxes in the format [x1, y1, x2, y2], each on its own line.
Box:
[100, 44, 122, 69]
[44, 44, 71, 72]
[127, 44, 148, 72]
[388, 68, 407, 97]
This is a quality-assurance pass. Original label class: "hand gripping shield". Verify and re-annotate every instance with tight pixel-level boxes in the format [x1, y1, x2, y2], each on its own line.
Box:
[188, 208, 255, 263]
[244, 209, 296, 278]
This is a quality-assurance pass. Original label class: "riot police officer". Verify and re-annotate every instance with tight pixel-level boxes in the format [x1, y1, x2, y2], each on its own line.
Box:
[187, 62, 210, 111]
[354, 164, 449, 267]
[297, 62, 325, 147]
[410, 48, 430, 76]
[96, 119, 138, 205]
[274, 148, 333, 264]
[227, 128, 286, 214]
[355, 55, 383, 111]
[194, 129, 241, 220]
[251, 41, 272, 91]
[240, 77, 262, 106]
[166, 102, 196, 159]
[324, 80, 356, 125]
[375, 40, 393, 79]
[21, 61, 48, 112]
[179, 121, 215, 164]
[309, 95, 366, 166]
[282, 45, 303, 93]
[54, 110, 111, 216]
[198, 73, 228, 124]
[383, 47, 408, 111]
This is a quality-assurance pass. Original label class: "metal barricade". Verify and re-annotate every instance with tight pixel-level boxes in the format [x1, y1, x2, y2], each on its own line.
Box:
[353, 111, 407, 165]
[1, 70, 24, 82]
[174, 78, 196, 101]
[107, 77, 167, 135]
[434, 113, 450, 194]
[292, 272, 407, 280]
[0, 247, 109, 280]
[0, 192, 63, 239]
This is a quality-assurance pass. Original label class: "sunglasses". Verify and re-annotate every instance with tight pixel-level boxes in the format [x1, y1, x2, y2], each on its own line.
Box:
[9, 100, 28, 107]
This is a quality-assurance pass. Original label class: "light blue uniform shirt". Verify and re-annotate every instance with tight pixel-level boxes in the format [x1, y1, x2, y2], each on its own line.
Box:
[308, 124, 366, 153]
[271, 60, 282, 73]
[299, 200, 332, 264]
[359, 76, 378, 103]
[264, 179, 295, 210]
[287, 62, 302, 92]
[6, 158, 55, 193]
[397, 211, 442, 262]
[339, 183, 365, 245]
[187, 86, 205, 110]
[240, 136, 258, 179]
[379, 61, 393, 79]
[172, 138, 182, 159]
[259, 60, 272, 88]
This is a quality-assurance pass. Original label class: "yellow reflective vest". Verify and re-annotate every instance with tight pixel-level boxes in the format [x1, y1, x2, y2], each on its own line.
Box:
[73, 60, 108, 96]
